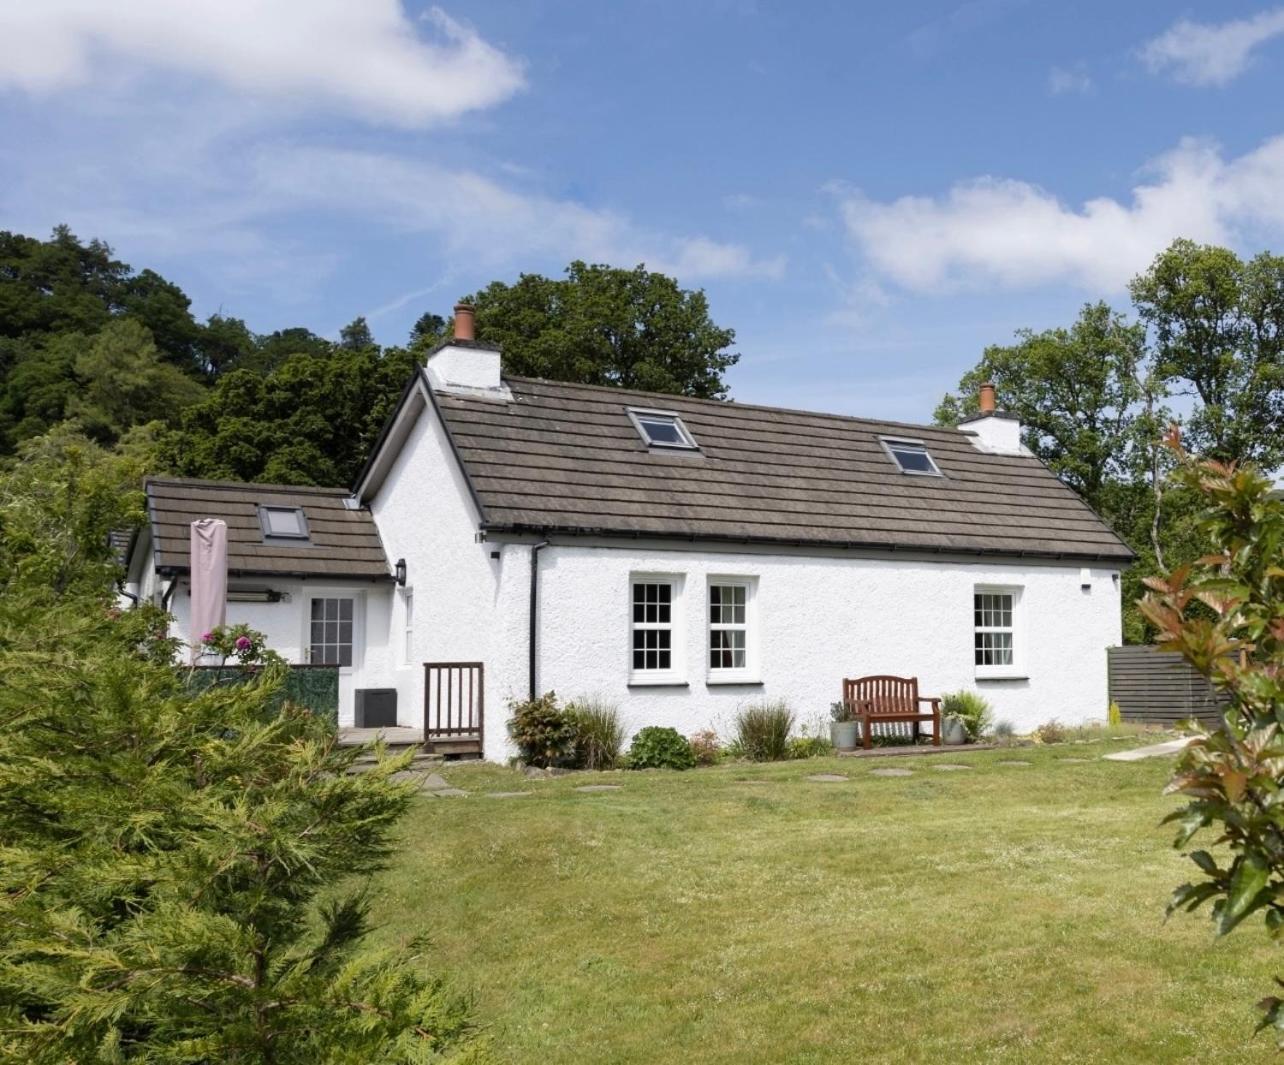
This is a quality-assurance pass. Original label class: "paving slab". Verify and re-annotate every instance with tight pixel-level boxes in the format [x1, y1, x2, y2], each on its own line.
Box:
[420, 773, 451, 790]
[485, 791, 533, 799]
[426, 786, 468, 798]
[1103, 738, 1195, 762]
[931, 764, 974, 771]
[806, 773, 850, 783]
[870, 768, 914, 778]
[574, 784, 623, 793]
[1058, 757, 1092, 763]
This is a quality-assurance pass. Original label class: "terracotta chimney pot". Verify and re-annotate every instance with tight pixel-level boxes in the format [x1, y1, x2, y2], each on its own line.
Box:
[454, 303, 475, 342]
[978, 382, 997, 414]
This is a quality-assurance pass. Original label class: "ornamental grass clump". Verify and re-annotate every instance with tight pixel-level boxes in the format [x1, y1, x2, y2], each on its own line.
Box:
[565, 697, 626, 770]
[734, 700, 795, 762]
[940, 690, 993, 741]
[1140, 431, 1284, 1043]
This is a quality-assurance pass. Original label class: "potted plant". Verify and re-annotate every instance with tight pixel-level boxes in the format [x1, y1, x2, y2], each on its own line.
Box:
[942, 713, 967, 745]
[829, 701, 859, 752]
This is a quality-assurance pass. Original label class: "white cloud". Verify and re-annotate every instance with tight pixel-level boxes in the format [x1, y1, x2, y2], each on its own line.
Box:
[1048, 64, 1093, 95]
[1140, 8, 1284, 87]
[0, 1, 524, 126]
[837, 135, 1284, 292]
[245, 146, 786, 281]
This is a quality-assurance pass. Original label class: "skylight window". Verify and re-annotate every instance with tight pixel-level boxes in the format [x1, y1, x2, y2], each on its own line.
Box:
[881, 438, 942, 477]
[258, 505, 310, 540]
[628, 408, 698, 450]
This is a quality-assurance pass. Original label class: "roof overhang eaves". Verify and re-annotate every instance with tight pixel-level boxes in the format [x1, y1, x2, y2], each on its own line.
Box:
[479, 522, 1137, 566]
[157, 565, 395, 582]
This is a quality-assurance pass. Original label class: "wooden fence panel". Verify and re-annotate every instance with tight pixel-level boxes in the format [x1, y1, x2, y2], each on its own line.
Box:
[1107, 646, 1227, 726]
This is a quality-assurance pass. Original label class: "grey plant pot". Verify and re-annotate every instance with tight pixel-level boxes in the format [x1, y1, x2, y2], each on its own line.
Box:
[830, 721, 859, 751]
[943, 718, 967, 745]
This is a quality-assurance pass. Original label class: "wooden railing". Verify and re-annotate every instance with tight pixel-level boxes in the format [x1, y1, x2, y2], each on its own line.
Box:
[424, 662, 484, 746]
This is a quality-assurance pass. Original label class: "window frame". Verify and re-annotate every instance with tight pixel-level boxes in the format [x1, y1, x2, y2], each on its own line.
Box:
[879, 437, 943, 478]
[258, 504, 310, 541]
[627, 573, 685, 686]
[627, 407, 699, 451]
[706, 576, 760, 685]
[302, 590, 364, 673]
[973, 584, 1024, 679]
[400, 586, 415, 667]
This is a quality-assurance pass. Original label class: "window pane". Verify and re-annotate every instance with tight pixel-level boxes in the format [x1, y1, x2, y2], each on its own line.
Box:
[639, 417, 684, 445]
[263, 506, 307, 537]
[890, 446, 935, 473]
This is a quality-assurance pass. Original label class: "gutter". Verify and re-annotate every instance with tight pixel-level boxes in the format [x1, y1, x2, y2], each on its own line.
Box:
[481, 522, 1137, 566]
[528, 541, 550, 699]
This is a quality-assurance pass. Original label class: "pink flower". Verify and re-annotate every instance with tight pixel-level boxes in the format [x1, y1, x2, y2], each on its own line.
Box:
[201, 631, 214, 644]
[235, 635, 252, 651]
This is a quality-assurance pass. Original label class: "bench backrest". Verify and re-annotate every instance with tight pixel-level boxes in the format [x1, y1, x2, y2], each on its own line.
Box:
[843, 675, 920, 717]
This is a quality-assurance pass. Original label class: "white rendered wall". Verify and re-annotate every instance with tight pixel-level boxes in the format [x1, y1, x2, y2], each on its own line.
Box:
[481, 542, 1123, 761]
[168, 578, 393, 726]
[365, 389, 502, 730]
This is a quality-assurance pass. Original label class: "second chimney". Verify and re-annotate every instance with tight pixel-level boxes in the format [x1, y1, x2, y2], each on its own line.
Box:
[979, 382, 997, 414]
[454, 303, 475, 342]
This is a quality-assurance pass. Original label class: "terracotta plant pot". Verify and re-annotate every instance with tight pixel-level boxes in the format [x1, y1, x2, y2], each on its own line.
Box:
[830, 721, 859, 751]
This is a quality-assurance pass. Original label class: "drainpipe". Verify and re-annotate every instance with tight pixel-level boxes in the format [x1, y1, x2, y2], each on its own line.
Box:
[528, 541, 549, 699]
[115, 580, 141, 609]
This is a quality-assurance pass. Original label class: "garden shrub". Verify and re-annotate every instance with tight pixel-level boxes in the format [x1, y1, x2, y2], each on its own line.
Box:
[1141, 438, 1284, 1042]
[565, 697, 625, 770]
[829, 700, 855, 723]
[688, 729, 721, 766]
[627, 726, 695, 770]
[788, 735, 834, 759]
[940, 690, 993, 741]
[1033, 719, 1067, 745]
[734, 700, 795, 762]
[508, 691, 576, 768]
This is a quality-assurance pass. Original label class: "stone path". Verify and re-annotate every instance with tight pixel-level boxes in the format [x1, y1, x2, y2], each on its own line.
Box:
[870, 768, 913, 778]
[806, 773, 849, 783]
[1103, 737, 1194, 762]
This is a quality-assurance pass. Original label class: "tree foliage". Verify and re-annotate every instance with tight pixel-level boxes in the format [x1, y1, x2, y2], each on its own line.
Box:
[465, 261, 739, 399]
[0, 436, 492, 1062]
[1139, 435, 1284, 1042]
[937, 240, 1284, 642]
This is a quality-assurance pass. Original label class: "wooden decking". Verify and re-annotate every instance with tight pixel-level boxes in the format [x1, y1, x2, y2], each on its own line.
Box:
[337, 726, 482, 759]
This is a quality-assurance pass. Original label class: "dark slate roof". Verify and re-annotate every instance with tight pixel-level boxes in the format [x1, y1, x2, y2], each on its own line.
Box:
[432, 375, 1136, 562]
[145, 477, 390, 579]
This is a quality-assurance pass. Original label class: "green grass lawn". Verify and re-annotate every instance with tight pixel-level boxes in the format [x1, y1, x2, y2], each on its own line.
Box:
[370, 743, 1279, 1063]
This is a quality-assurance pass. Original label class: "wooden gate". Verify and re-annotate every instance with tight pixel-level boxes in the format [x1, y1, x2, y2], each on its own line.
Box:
[423, 662, 484, 756]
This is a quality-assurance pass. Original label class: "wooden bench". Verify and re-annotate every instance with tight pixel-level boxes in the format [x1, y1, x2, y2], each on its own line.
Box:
[842, 675, 941, 749]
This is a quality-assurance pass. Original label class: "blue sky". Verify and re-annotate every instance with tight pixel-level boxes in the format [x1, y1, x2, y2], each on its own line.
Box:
[3, 1, 1284, 422]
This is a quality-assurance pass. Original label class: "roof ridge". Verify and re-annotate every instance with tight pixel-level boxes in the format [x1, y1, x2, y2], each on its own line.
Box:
[499, 374, 972, 437]
[146, 476, 349, 497]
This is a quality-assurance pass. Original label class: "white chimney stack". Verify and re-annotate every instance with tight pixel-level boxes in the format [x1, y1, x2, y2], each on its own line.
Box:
[958, 381, 1024, 455]
[423, 303, 510, 399]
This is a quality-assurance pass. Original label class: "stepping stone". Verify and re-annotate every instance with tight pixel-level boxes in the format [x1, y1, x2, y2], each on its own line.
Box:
[870, 768, 913, 778]
[931, 764, 973, 771]
[806, 773, 849, 783]
[997, 760, 1032, 767]
[1103, 737, 1194, 762]
[1058, 757, 1091, 763]
[485, 791, 532, 799]
[426, 786, 468, 798]
[574, 785, 622, 793]
[420, 773, 451, 790]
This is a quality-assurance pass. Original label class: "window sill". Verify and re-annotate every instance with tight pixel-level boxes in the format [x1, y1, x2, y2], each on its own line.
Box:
[627, 677, 689, 688]
[975, 671, 1029, 681]
[706, 675, 763, 687]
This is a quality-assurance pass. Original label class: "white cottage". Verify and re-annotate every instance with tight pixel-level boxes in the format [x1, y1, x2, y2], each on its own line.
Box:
[125, 308, 1135, 760]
